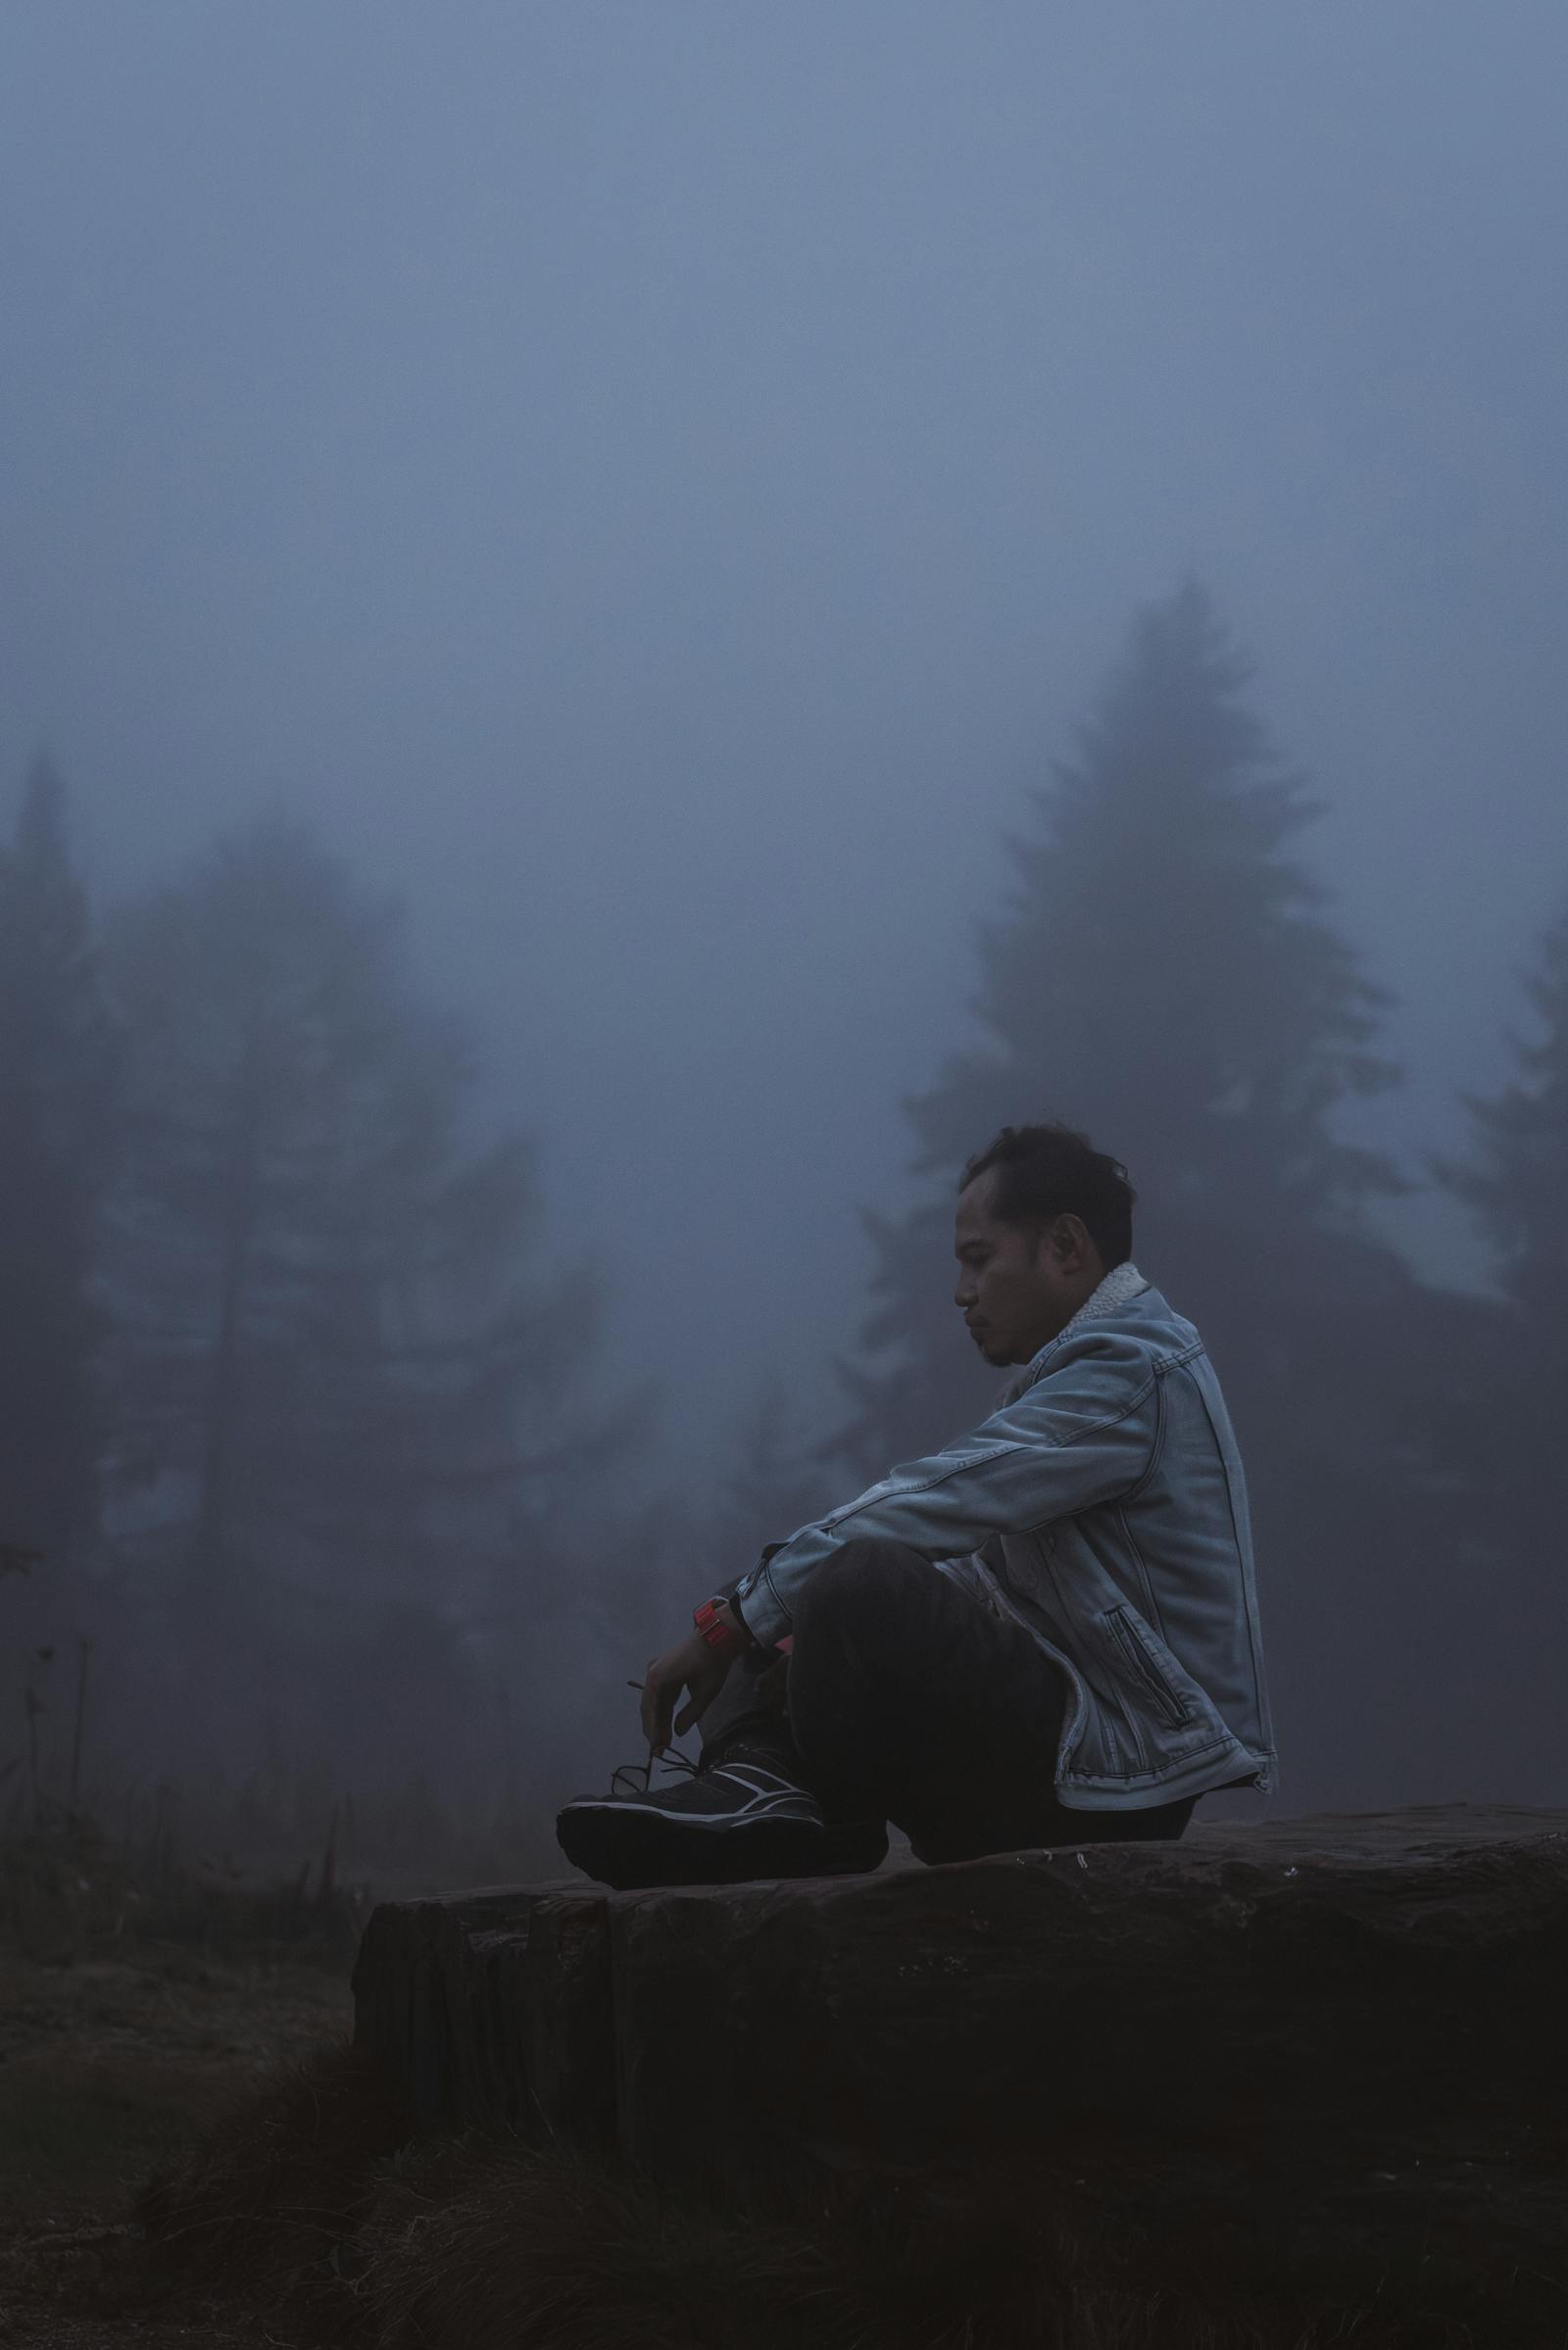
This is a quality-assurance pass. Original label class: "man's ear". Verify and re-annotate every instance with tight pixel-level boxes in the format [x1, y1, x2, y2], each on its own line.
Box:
[1026, 1219, 1060, 1268]
[1049, 1212, 1089, 1269]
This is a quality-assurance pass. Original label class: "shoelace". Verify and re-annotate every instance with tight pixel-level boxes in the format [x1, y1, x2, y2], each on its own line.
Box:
[609, 1746, 702, 1799]
[612, 1676, 710, 1796]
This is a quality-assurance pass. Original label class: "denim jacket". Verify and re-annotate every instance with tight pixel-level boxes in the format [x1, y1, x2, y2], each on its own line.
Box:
[732, 1266, 1276, 1811]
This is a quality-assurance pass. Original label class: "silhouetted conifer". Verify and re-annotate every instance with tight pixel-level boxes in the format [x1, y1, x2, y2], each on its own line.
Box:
[98, 816, 628, 1780]
[712, 1374, 842, 1576]
[1437, 885, 1568, 1321]
[1425, 885, 1568, 1790]
[0, 755, 120, 1586]
[831, 583, 1485, 1804]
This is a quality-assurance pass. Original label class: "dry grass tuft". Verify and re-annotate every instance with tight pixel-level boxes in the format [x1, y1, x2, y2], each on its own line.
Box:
[134, 2038, 411, 2315]
[347, 2139, 1060, 2350]
[339, 2141, 1371, 2350]
[129, 2044, 1547, 2350]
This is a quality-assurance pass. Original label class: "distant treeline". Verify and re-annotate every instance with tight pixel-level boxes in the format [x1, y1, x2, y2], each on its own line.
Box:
[2, 579, 1563, 1864]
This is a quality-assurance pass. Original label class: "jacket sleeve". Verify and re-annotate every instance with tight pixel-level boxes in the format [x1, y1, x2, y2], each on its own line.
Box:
[731, 1347, 1161, 1647]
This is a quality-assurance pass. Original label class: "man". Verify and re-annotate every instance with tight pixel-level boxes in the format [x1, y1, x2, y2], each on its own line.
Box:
[557, 1123, 1275, 1889]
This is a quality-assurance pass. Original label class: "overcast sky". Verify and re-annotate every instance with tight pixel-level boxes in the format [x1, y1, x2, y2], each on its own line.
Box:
[3, 3, 1565, 1473]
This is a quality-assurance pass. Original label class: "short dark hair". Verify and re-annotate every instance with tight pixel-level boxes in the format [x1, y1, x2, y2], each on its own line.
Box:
[960, 1123, 1136, 1270]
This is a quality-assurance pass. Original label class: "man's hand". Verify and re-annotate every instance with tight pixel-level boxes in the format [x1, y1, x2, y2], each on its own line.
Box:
[640, 1627, 735, 1754]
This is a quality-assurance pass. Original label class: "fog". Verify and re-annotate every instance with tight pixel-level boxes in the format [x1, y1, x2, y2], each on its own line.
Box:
[2, 5, 1565, 1870]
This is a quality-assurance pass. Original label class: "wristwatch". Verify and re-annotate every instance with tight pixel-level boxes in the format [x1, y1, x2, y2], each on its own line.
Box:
[693, 1595, 751, 1658]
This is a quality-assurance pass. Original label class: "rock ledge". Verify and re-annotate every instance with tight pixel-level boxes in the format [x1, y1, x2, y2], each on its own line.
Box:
[354, 1802, 1568, 2202]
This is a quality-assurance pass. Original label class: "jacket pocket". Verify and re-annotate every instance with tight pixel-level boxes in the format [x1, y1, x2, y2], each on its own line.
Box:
[1104, 1606, 1194, 1731]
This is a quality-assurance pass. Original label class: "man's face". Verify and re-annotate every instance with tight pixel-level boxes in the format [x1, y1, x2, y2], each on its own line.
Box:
[954, 1169, 1105, 1368]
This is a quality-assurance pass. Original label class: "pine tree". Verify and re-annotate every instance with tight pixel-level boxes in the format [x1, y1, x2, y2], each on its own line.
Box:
[710, 1374, 843, 1575]
[837, 585, 1405, 1454]
[0, 755, 120, 1584]
[98, 816, 627, 1778]
[1426, 883, 1568, 1792]
[1437, 884, 1568, 1323]
[832, 583, 1487, 1805]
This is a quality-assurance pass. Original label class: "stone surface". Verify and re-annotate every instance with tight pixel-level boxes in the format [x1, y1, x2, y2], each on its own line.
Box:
[353, 1805, 1568, 2249]
[353, 1881, 600, 2134]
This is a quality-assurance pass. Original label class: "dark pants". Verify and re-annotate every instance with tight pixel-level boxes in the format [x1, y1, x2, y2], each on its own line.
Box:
[706, 1537, 1196, 1863]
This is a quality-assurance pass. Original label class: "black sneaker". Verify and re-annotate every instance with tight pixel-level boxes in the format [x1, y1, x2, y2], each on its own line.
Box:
[555, 1743, 889, 1890]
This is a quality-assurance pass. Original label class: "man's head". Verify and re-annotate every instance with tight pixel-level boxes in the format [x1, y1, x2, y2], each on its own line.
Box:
[954, 1124, 1136, 1368]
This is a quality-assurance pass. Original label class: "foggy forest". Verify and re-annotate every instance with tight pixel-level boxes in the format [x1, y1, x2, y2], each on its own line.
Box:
[5, 13, 1568, 2347]
[4, 563, 1563, 1887]
[2, 11, 1564, 1891]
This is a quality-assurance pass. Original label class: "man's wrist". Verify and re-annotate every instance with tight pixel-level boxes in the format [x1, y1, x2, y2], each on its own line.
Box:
[692, 1595, 755, 1657]
[727, 1556, 792, 1651]
[718, 1595, 757, 1647]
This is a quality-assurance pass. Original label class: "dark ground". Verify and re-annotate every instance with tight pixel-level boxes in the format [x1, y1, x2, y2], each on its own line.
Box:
[0, 1939, 347, 2344]
[0, 1822, 355, 2348]
[4, 1815, 1567, 2348]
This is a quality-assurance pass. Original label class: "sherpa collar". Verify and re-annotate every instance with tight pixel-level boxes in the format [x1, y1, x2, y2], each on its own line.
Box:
[999, 1260, 1151, 1405]
[1060, 1258, 1149, 1334]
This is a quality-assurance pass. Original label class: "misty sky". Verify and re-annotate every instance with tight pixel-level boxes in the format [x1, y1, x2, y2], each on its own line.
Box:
[3, 4, 1566, 1475]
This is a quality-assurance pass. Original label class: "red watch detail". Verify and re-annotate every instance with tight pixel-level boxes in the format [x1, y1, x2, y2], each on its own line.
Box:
[693, 1597, 749, 1658]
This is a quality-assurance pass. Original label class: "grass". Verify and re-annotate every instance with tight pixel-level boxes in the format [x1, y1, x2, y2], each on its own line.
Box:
[0, 1816, 356, 2346]
[121, 2044, 1566, 2350]
[0, 1946, 350, 2213]
[0, 1809, 371, 1970]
